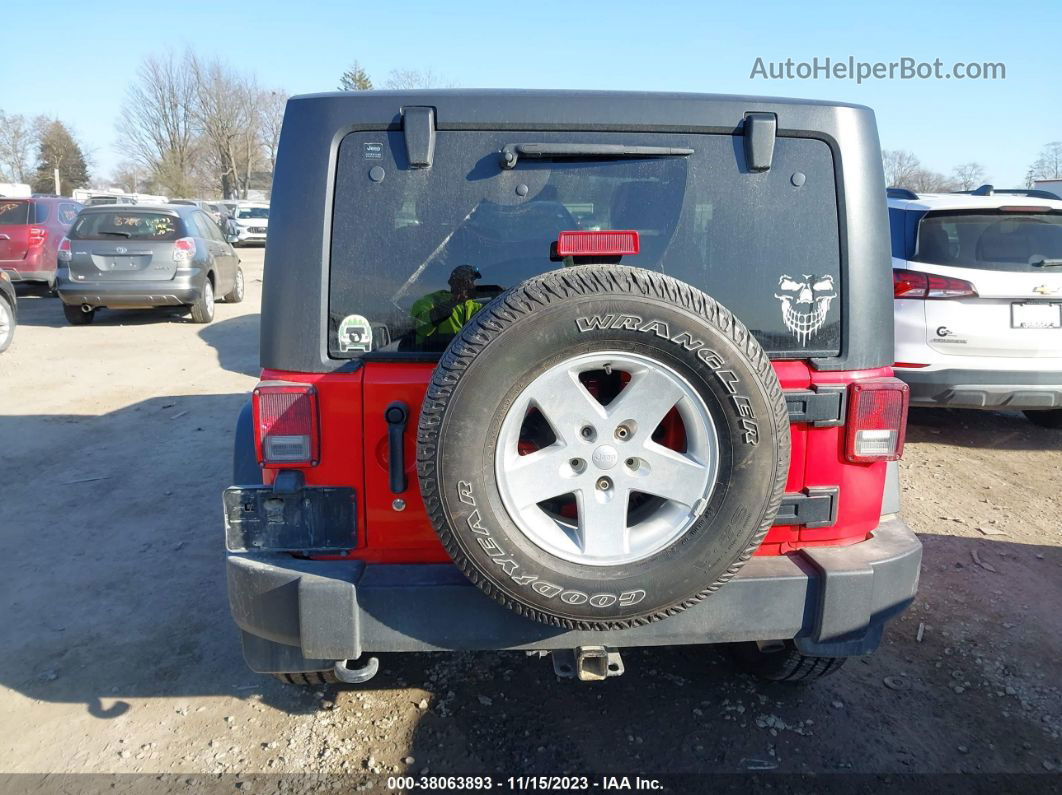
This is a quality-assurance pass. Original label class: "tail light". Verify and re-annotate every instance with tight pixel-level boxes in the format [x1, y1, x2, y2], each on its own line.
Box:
[556, 230, 640, 257]
[172, 237, 196, 262]
[253, 384, 320, 466]
[28, 226, 47, 248]
[57, 237, 71, 262]
[846, 378, 909, 463]
[893, 268, 977, 299]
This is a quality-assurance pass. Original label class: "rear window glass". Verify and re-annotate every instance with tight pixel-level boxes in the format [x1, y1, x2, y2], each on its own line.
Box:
[70, 212, 183, 241]
[328, 131, 841, 359]
[0, 201, 29, 225]
[915, 210, 1062, 271]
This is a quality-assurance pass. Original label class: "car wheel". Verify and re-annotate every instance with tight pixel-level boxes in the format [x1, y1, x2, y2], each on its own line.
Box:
[417, 264, 790, 629]
[272, 671, 338, 686]
[0, 296, 15, 352]
[189, 278, 215, 324]
[222, 266, 245, 303]
[62, 303, 95, 325]
[1023, 409, 1062, 429]
[730, 641, 846, 683]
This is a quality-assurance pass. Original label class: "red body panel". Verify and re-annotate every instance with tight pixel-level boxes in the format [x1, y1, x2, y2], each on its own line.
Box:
[259, 363, 895, 562]
[0, 198, 79, 280]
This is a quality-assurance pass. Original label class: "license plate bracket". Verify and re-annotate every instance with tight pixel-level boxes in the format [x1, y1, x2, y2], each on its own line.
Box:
[223, 486, 357, 553]
[1011, 302, 1061, 329]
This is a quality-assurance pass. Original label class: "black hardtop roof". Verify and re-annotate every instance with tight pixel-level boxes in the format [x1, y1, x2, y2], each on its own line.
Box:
[287, 89, 872, 129]
[262, 88, 891, 374]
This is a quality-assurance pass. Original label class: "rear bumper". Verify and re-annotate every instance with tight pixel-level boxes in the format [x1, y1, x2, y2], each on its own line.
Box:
[1, 262, 52, 283]
[897, 367, 1062, 409]
[57, 272, 204, 308]
[227, 515, 921, 673]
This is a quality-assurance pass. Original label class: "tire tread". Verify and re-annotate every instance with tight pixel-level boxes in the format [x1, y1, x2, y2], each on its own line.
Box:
[417, 264, 790, 631]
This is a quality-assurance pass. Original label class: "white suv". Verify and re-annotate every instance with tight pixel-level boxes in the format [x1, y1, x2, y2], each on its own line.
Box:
[231, 203, 269, 246]
[889, 186, 1062, 428]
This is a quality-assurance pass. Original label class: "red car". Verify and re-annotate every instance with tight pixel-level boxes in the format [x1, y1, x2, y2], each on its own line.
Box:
[0, 196, 83, 289]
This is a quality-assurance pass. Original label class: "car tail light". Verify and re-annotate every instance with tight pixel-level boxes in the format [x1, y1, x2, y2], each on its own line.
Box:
[845, 379, 909, 463]
[57, 237, 71, 262]
[556, 230, 639, 257]
[172, 237, 196, 262]
[28, 226, 47, 248]
[893, 268, 977, 299]
[253, 384, 320, 466]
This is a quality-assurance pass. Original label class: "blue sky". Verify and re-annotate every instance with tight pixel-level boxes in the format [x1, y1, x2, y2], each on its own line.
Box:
[1, 0, 1057, 186]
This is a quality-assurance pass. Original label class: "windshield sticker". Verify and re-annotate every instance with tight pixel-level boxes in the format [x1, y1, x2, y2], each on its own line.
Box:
[337, 314, 373, 353]
[775, 274, 836, 344]
[363, 142, 383, 159]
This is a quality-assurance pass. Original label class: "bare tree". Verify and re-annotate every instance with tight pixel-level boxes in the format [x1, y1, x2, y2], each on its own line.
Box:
[0, 111, 45, 183]
[338, 61, 373, 91]
[384, 68, 455, 89]
[952, 162, 987, 191]
[261, 91, 287, 176]
[882, 149, 921, 188]
[1029, 141, 1062, 181]
[907, 168, 958, 194]
[109, 161, 143, 193]
[188, 52, 263, 199]
[116, 54, 200, 197]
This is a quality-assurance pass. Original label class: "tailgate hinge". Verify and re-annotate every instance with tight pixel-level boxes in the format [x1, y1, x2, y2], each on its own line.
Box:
[743, 112, 777, 172]
[774, 487, 840, 529]
[785, 385, 846, 427]
[402, 106, 436, 169]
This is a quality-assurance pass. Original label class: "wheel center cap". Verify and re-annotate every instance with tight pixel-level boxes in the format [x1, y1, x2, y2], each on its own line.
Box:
[592, 444, 619, 470]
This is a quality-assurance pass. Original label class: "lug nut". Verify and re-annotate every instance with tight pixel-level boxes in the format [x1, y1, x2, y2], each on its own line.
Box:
[615, 425, 631, 440]
[596, 477, 611, 491]
[580, 426, 595, 440]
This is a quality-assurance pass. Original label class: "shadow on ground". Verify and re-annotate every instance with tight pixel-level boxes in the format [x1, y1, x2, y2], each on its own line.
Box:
[907, 407, 1062, 452]
[198, 313, 261, 377]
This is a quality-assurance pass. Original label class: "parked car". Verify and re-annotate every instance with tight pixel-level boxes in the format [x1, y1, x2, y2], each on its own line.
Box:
[56, 204, 244, 325]
[224, 90, 919, 687]
[230, 203, 269, 246]
[0, 195, 82, 289]
[889, 186, 1062, 427]
[0, 269, 16, 353]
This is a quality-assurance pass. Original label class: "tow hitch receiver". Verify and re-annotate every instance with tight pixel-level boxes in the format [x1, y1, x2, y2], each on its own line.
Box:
[552, 647, 624, 681]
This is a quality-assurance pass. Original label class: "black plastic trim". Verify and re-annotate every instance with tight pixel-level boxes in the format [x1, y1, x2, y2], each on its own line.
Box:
[774, 487, 840, 529]
[743, 112, 776, 172]
[227, 516, 919, 667]
[784, 385, 847, 427]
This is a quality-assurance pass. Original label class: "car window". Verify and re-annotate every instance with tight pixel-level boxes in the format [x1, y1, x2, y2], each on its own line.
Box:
[32, 202, 50, 223]
[0, 200, 30, 225]
[196, 212, 224, 242]
[70, 212, 183, 241]
[236, 207, 269, 219]
[914, 210, 1062, 272]
[328, 130, 841, 359]
[58, 203, 81, 225]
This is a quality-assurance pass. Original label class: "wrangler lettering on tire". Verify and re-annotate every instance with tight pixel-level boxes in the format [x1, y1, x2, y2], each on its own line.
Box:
[418, 265, 789, 630]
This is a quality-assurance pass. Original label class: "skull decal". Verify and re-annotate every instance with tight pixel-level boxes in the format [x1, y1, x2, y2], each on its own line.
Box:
[775, 274, 836, 344]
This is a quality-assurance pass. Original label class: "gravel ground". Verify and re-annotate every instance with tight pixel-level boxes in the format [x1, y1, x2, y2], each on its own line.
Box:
[0, 247, 1059, 787]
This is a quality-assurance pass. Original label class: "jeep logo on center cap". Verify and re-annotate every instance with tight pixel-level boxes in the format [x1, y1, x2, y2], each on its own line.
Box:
[592, 445, 619, 470]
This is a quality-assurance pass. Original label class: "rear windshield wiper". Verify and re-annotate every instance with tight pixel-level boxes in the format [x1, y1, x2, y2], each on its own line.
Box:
[1031, 257, 1062, 267]
[99, 230, 132, 238]
[500, 143, 694, 170]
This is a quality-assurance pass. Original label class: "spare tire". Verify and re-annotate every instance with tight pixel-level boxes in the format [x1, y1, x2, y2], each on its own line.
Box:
[417, 265, 789, 629]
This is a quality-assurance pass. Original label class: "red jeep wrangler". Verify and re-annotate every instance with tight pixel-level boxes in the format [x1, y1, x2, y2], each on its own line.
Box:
[225, 90, 920, 685]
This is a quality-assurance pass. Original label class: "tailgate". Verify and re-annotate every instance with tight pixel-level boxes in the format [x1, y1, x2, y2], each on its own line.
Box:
[919, 265, 1062, 358]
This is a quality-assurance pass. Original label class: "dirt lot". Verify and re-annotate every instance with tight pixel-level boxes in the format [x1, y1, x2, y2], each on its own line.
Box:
[0, 247, 1059, 786]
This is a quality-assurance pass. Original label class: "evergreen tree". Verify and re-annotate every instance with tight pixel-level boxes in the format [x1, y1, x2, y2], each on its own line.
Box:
[31, 120, 88, 194]
[338, 61, 373, 91]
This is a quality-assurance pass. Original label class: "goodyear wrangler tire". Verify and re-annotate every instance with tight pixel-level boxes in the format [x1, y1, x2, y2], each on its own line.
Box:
[417, 265, 789, 629]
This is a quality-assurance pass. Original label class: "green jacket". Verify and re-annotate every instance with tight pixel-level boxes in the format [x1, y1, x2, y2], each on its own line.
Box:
[411, 290, 482, 342]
